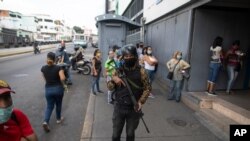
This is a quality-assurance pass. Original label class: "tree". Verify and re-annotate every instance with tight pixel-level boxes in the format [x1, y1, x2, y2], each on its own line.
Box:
[73, 26, 84, 34]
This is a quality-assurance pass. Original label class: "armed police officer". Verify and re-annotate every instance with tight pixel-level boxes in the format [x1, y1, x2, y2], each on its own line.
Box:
[107, 45, 151, 141]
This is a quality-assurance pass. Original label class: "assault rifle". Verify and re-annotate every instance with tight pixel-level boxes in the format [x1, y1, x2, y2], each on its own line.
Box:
[115, 63, 150, 133]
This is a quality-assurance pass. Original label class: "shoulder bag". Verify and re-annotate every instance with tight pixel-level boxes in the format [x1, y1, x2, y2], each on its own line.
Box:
[167, 60, 180, 80]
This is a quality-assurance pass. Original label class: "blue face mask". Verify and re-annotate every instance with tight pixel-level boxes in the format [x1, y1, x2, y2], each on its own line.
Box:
[0, 105, 13, 124]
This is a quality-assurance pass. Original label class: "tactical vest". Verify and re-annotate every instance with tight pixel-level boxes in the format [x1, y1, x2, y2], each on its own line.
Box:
[114, 67, 144, 106]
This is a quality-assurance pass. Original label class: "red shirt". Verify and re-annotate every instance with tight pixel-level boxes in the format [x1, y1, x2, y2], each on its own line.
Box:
[0, 109, 34, 141]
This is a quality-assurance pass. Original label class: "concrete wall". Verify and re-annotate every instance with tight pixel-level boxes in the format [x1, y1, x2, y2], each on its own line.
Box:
[145, 10, 192, 85]
[188, 8, 250, 91]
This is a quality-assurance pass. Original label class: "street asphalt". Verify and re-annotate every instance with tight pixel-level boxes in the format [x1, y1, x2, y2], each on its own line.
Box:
[0, 44, 222, 141]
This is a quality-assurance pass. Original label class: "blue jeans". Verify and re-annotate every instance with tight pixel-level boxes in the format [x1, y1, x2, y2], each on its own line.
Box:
[146, 69, 155, 85]
[112, 104, 140, 141]
[227, 65, 238, 92]
[168, 80, 183, 102]
[44, 85, 64, 123]
[92, 72, 101, 92]
[208, 62, 221, 83]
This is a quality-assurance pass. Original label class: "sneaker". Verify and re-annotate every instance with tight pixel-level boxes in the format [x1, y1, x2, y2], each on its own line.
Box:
[148, 93, 155, 98]
[206, 91, 217, 96]
[42, 122, 50, 132]
[56, 117, 64, 124]
[92, 91, 97, 95]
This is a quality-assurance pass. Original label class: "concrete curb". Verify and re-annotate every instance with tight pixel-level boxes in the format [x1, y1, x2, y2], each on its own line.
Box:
[0, 45, 56, 57]
[80, 93, 96, 141]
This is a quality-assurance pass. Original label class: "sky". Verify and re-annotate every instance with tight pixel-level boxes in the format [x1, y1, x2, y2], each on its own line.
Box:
[0, 0, 105, 34]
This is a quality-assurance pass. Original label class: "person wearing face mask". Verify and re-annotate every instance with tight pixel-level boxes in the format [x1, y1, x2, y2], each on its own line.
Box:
[104, 50, 116, 104]
[91, 49, 103, 95]
[166, 51, 190, 102]
[55, 42, 73, 85]
[139, 47, 148, 67]
[136, 42, 144, 57]
[225, 40, 245, 94]
[0, 80, 38, 141]
[142, 46, 158, 98]
[107, 45, 151, 141]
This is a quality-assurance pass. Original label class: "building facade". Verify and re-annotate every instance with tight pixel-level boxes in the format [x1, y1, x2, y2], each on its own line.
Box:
[117, 0, 250, 91]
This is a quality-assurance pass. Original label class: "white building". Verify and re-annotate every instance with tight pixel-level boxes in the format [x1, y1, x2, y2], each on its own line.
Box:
[0, 9, 22, 30]
[33, 14, 57, 42]
[82, 26, 92, 42]
[0, 9, 35, 44]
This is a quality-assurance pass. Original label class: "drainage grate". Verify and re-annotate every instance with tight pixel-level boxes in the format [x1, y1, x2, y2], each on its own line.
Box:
[166, 117, 199, 129]
[173, 119, 187, 127]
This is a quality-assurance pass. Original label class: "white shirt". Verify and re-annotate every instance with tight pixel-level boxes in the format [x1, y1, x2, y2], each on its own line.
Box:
[144, 60, 155, 70]
[210, 46, 222, 60]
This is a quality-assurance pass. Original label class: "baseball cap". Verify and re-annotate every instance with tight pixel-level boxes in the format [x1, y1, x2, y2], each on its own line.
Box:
[0, 80, 15, 95]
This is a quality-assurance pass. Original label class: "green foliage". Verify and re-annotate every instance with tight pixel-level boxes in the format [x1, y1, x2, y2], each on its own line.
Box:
[73, 26, 84, 34]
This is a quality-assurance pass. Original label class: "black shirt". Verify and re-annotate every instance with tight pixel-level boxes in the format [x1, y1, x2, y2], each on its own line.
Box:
[93, 57, 102, 71]
[41, 65, 62, 87]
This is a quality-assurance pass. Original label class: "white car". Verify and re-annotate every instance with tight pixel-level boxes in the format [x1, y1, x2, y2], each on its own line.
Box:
[73, 40, 87, 49]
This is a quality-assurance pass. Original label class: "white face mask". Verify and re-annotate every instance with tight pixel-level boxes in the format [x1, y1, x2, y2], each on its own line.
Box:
[147, 50, 152, 54]
[177, 55, 182, 59]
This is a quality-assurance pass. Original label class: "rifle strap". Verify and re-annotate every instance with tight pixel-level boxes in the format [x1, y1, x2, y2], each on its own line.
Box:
[126, 78, 144, 90]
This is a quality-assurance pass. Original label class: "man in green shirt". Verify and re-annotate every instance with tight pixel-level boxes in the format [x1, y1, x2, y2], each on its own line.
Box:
[104, 50, 116, 104]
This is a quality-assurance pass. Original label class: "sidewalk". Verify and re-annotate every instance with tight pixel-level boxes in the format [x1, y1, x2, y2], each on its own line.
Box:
[81, 78, 221, 141]
[0, 44, 60, 57]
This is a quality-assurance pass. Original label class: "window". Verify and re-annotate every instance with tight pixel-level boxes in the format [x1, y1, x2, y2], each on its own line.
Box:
[9, 14, 16, 18]
[44, 19, 53, 23]
[45, 26, 47, 29]
[17, 15, 21, 19]
[40, 26, 43, 29]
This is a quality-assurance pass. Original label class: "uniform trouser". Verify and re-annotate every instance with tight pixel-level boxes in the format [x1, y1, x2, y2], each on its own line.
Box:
[71, 58, 77, 69]
[112, 104, 140, 141]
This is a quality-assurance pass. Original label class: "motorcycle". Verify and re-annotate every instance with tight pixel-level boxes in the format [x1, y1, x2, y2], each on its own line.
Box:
[34, 45, 41, 54]
[70, 55, 91, 75]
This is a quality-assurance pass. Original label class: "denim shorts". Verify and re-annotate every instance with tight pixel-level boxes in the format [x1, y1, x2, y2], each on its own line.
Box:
[208, 62, 221, 83]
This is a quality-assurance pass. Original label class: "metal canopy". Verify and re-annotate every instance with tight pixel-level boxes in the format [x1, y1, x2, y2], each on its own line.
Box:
[95, 14, 141, 30]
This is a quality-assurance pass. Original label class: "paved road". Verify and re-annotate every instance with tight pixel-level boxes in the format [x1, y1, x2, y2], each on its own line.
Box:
[0, 44, 96, 141]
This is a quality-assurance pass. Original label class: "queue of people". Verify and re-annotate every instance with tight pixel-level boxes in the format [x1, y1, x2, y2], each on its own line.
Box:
[207, 37, 246, 96]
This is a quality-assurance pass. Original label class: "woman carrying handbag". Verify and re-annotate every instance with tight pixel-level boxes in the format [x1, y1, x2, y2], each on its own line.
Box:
[166, 51, 190, 102]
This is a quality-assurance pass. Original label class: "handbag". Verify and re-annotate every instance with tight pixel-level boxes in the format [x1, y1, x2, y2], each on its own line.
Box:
[181, 70, 190, 79]
[167, 72, 173, 80]
[167, 60, 180, 80]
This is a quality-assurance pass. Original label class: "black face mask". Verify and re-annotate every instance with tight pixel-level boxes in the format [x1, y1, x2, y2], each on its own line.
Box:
[124, 58, 137, 68]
